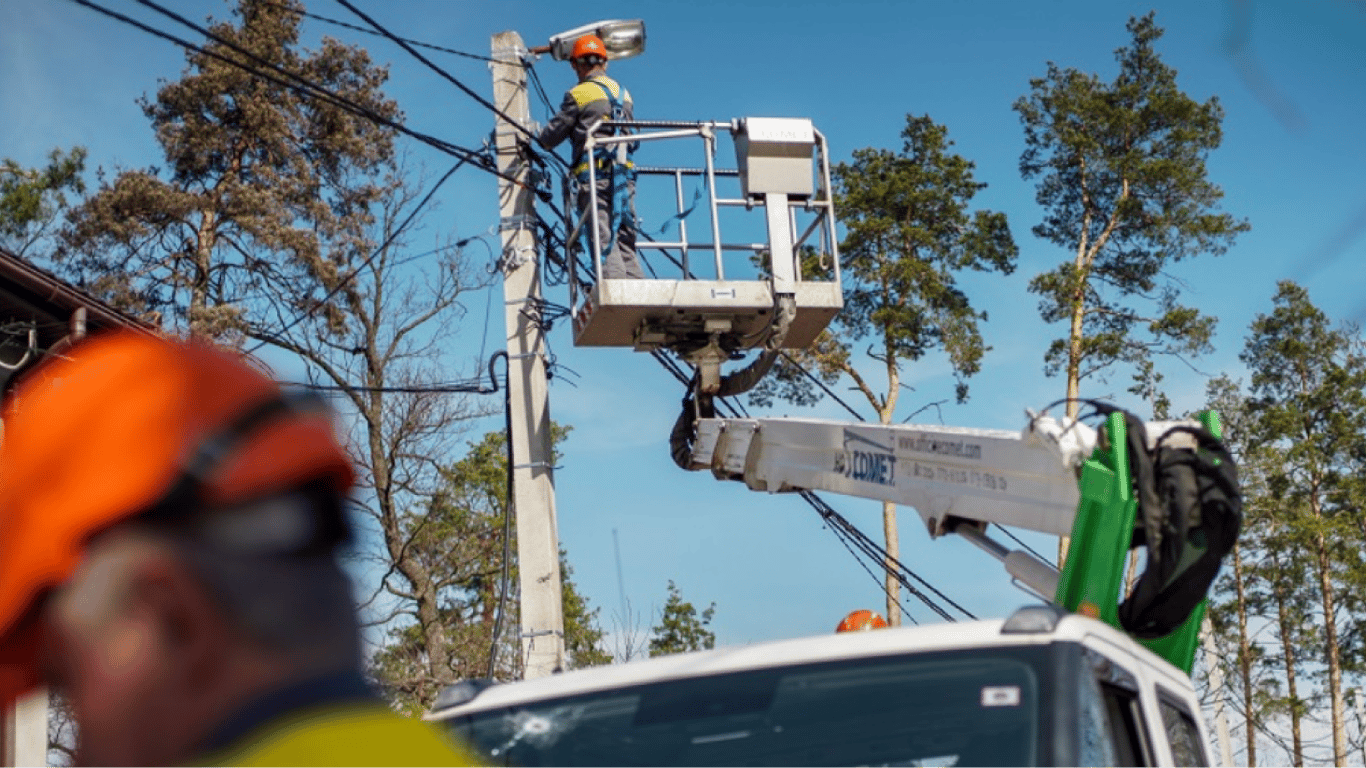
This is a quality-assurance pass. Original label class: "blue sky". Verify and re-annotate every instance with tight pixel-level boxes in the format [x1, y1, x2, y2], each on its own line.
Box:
[3, 0, 1365, 650]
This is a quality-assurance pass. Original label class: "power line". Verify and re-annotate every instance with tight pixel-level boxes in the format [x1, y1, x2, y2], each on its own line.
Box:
[122, 0, 477, 163]
[779, 350, 866, 420]
[290, 379, 495, 395]
[245, 158, 467, 354]
[75, 0, 520, 188]
[488, 350, 515, 676]
[995, 524, 1050, 565]
[645, 344, 972, 622]
[259, 0, 498, 63]
[801, 490, 977, 622]
[817, 508, 921, 626]
[333, 0, 547, 150]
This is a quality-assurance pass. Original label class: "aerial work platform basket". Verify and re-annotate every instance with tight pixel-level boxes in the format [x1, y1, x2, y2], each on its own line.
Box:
[565, 117, 842, 388]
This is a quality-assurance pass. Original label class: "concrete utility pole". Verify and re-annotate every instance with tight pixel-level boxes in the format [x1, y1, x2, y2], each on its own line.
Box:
[490, 30, 565, 679]
[1, 690, 47, 766]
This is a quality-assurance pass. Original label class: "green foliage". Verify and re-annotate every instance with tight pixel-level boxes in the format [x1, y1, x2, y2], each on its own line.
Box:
[562, 556, 612, 669]
[1240, 281, 1366, 542]
[1201, 374, 1319, 765]
[369, 427, 611, 713]
[0, 147, 86, 257]
[648, 580, 716, 657]
[59, 0, 397, 337]
[752, 113, 1016, 413]
[1200, 283, 1366, 764]
[1013, 13, 1247, 414]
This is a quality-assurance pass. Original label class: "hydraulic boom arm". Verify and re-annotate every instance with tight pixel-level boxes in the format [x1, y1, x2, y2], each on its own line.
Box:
[688, 414, 1097, 538]
[685, 414, 1099, 597]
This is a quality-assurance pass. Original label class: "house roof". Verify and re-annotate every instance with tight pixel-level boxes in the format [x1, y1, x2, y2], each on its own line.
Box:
[0, 247, 157, 388]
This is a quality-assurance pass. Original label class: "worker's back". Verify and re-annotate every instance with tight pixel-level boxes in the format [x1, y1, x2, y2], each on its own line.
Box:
[203, 699, 477, 767]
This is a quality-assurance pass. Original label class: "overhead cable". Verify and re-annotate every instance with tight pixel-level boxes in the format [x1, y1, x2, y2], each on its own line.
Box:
[259, 0, 498, 63]
[73, 0, 520, 188]
[488, 350, 514, 676]
[802, 490, 976, 621]
[649, 347, 973, 622]
[289, 379, 495, 395]
[778, 350, 866, 420]
[333, 0, 551, 154]
[244, 158, 468, 355]
[123, 0, 484, 164]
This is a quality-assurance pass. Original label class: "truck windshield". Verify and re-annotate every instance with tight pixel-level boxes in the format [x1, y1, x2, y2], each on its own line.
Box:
[444, 646, 1052, 766]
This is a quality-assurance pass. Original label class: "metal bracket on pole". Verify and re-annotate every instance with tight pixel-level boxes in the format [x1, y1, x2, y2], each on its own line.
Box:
[500, 214, 535, 231]
[513, 462, 555, 471]
[492, 44, 527, 59]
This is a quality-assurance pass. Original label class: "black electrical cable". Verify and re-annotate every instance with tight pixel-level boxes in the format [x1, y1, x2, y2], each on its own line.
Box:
[995, 524, 1051, 565]
[778, 350, 866, 420]
[802, 491, 975, 622]
[244, 158, 466, 355]
[333, 0, 556, 159]
[527, 65, 558, 115]
[648, 344, 973, 621]
[488, 350, 514, 677]
[817, 511, 921, 626]
[287, 380, 494, 394]
[260, 0, 499, 63]
[76, 0, 523, 188]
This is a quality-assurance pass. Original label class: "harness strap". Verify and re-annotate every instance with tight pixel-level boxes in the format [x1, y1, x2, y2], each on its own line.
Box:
[576, 78, 636, 262]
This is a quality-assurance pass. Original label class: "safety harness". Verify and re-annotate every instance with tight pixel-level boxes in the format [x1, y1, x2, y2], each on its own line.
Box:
[575, 77, 636, 260]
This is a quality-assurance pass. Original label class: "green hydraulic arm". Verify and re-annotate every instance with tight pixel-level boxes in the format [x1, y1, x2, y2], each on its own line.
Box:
[1054, 410, 1224, 673]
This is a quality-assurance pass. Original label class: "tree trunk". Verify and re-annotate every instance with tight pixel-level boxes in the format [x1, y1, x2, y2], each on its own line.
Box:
[1233, 546, 1256, 766]
[881, 337, 901, 626]
[412, 573, 452, 697]
[1273, 561, 1304, 767]
[1314, 528, 1348, 765]
[1059, 258, 1087, 567]
[882, 500, 901, 626]
[191, 209, 216, 339]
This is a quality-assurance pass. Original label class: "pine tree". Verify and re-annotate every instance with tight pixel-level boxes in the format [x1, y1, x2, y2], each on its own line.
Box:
[1014, 12, 1247, 423]
[1, 147, 85, 257]
[752, 114, 1016, 623]
[648, 581, 716, 657]
[1241, 281, 1366, 765]
[60, 0, 396, 339]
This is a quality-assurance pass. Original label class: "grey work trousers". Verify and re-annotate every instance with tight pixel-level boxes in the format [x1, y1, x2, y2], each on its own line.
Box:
[578, 173, 643, 280]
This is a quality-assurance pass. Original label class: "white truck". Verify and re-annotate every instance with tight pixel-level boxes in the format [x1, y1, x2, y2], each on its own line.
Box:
[426, 603, 1209, 766]
[426, 411, 1230, 766]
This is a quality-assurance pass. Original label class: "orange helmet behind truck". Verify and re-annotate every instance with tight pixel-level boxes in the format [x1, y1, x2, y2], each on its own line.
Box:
[0, 331, 355, 707]
[571, 34, 607, 62]
[836, 609, 889, 633]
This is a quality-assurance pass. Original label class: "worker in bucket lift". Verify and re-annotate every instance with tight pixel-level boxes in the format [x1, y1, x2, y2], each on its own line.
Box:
[539, 33, 645, 280]
[0, 332, 476, 766]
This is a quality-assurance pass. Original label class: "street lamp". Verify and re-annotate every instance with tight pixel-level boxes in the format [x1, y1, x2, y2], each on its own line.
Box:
[540, 19, 646, 61]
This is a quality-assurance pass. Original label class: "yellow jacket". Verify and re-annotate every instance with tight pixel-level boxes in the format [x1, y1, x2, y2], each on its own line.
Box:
[204, 700, 478, 766]
[538, 74, 634, 168]
[195, 672, 478, 766]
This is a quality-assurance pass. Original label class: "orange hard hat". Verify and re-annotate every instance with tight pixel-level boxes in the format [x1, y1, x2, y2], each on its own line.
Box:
[0, 331, 355, 706]
[836, 609, 889, 633]
[570, 34, 607, 62]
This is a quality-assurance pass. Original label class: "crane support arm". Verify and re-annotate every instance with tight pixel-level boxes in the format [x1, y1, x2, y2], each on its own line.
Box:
[687, 415, 1097, 539]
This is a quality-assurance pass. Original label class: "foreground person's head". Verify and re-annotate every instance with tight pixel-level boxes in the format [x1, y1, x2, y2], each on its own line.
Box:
[0, 332, 358, 765]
